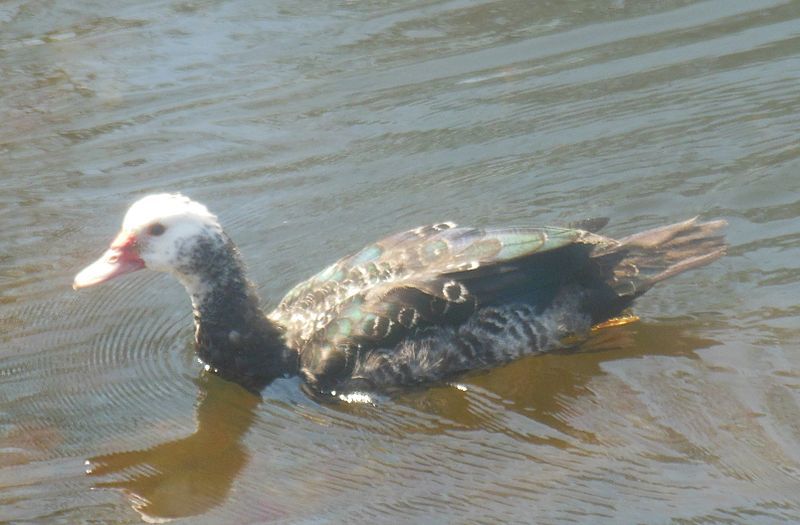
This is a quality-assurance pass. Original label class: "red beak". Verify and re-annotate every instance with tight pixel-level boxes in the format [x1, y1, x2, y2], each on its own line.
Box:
[73, 231, 145, 290]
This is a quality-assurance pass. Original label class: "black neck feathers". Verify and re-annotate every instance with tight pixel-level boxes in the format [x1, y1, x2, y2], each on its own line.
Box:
[180, 232, 297, 391]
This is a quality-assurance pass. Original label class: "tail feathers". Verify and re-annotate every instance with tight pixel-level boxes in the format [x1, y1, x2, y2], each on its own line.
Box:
[594, 217, 727, 299]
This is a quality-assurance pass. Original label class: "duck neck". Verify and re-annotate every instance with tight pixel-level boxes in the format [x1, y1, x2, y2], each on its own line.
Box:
[176, 233, 298, 391]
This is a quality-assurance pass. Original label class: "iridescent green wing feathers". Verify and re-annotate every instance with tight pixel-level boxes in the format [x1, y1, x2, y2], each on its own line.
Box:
[270, 223, 587, 361]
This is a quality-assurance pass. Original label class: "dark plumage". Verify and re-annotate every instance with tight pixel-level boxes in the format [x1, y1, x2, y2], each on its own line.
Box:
[74, 194, 726, 396]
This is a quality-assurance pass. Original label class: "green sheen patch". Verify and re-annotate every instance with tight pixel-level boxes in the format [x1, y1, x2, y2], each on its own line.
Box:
[460, 238, 502, 260]
[494, 229, 579, 261]
[352, 245, 383, 265]
[494, 232, 547, 259]
[341, 298, 365, 322]
[328, 318, 352, 339]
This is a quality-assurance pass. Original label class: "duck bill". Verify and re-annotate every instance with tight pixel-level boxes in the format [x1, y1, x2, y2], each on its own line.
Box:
[73, 232, 145, 290]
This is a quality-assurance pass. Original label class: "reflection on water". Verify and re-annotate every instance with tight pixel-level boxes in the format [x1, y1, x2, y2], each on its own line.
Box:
[87, 376, 260, 522]
[86, 321, 718, 522]
[1, 0, 799, 522]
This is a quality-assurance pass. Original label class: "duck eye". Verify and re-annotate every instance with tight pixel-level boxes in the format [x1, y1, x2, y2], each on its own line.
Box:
[148, 223, 166, 236]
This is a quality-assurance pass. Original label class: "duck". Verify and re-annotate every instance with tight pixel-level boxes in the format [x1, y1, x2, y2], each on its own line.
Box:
[74, 194, 726, 395]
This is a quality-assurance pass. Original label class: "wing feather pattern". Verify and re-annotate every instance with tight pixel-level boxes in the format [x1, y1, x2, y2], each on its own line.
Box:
[268, 222, 592, 384]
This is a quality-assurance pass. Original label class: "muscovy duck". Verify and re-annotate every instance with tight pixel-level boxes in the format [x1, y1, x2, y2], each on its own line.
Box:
[74, 194, 726, 394]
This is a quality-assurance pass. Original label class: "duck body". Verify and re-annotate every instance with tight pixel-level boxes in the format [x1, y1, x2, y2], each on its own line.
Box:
[74, 194, 726, 395]
[274, 223, 617, 393]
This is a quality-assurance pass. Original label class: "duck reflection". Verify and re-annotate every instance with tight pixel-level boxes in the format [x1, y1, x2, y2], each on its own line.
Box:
[87, 374, 260, 522]
[391, 319, 720, 431]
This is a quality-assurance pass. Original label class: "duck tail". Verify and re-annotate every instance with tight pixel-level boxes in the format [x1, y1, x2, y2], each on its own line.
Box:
[591, 217, 727, 300]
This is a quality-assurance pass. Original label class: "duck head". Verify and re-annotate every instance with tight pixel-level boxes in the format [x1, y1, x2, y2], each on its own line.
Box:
[73, 193, 224, 291]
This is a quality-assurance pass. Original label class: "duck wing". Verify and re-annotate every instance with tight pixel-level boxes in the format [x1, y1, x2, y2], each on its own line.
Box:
[269, 222, 597, 385]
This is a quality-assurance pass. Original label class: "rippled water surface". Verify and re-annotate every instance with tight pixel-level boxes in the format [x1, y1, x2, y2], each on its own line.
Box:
[2, 1, 800, 523]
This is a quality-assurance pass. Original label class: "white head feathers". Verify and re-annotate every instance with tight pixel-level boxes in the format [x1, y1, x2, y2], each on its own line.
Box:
[123, 193, 220, 232]
[120, 193, 226, 284]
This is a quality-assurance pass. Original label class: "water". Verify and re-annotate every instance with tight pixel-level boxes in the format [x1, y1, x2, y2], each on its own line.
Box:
[1, 0, 799, 523]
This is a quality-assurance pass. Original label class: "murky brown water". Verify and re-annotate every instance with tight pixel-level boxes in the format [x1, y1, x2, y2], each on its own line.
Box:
[2, 0, 799, 523]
